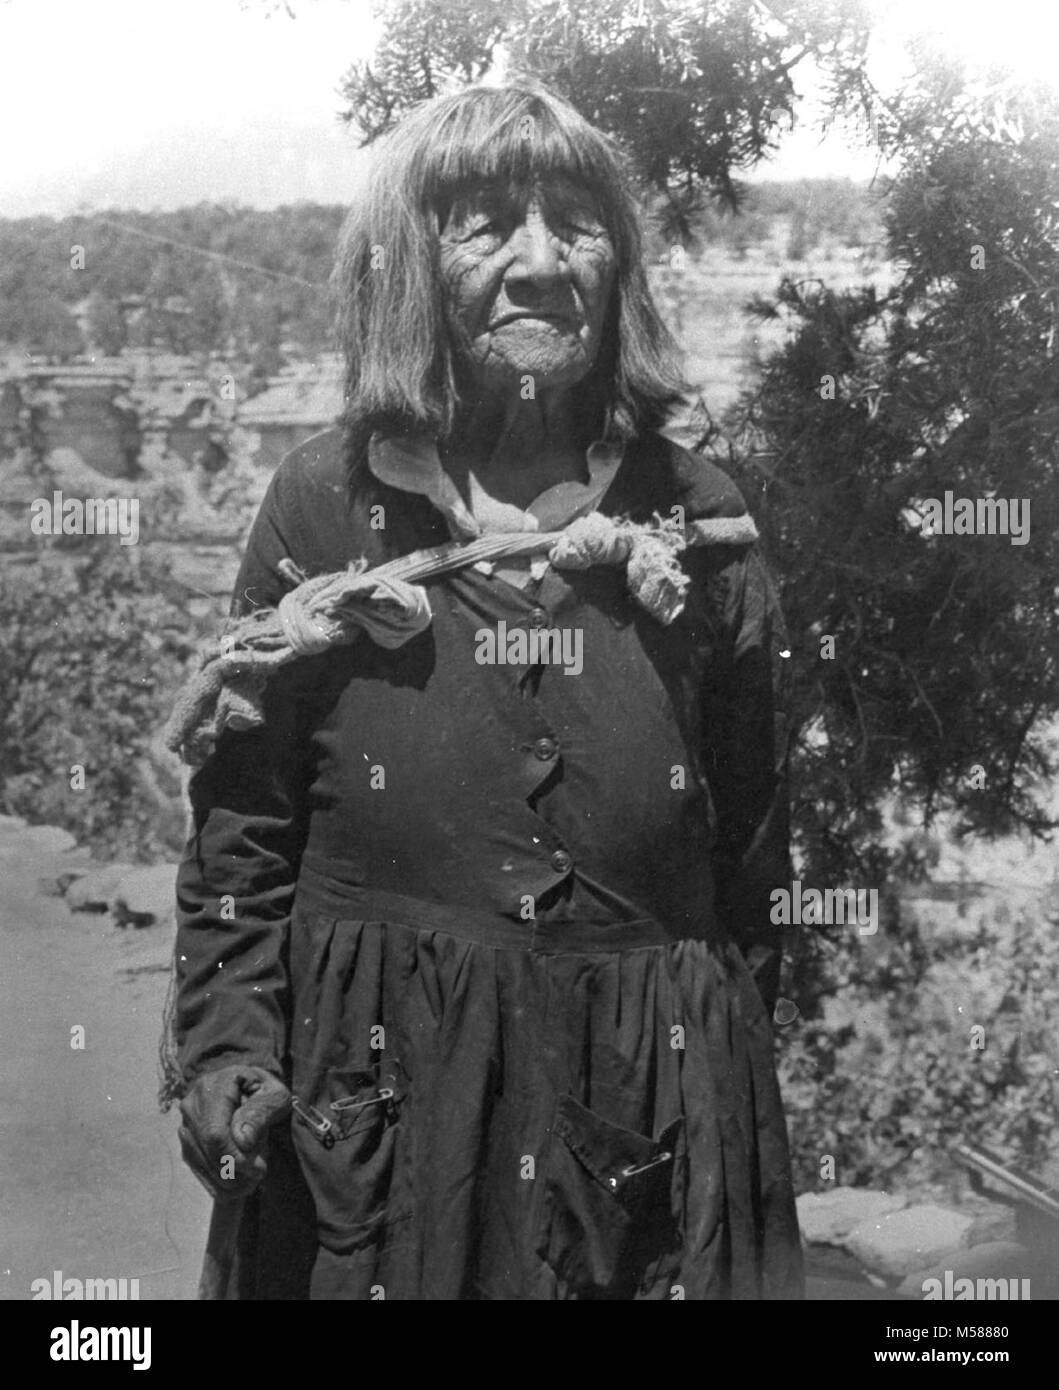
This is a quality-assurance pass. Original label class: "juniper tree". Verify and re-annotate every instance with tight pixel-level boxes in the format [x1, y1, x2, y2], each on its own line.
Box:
[338, 0, 871, 229]
[729, 55, 1059, 882]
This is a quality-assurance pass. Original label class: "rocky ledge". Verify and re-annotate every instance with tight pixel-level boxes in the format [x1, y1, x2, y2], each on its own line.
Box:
[798, 1185, 1053, 1298]
[1, 814, 178, 930]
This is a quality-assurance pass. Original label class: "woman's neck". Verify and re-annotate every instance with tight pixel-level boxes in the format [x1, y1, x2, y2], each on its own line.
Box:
[443, 387, 596, 512]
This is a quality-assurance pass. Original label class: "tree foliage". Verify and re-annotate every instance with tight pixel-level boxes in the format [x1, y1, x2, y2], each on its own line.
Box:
[727, 58, 1059, 882]
[0, 205, 344, 370]
[0, 550, 196, 862]
[779, 894, 1059, 1191]
[339, 0, 871, 223]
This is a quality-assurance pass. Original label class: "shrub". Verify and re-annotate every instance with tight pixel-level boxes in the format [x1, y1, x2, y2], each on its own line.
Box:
[728, 65, 1059, 884]
[0, 547, 197, 862]
[778, 892, 1059, 1193]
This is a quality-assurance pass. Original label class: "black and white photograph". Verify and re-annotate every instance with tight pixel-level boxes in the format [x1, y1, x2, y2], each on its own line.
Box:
[0, 0, 1056, 1349]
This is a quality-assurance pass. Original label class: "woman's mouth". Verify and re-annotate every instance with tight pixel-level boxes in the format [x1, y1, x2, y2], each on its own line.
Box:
[490, 311, 573, 329]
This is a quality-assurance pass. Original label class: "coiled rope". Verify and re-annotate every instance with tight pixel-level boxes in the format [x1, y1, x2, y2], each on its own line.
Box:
[165, 510, 757, 765]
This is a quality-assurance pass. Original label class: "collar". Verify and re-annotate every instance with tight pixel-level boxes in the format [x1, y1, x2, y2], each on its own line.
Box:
[368, 432, 625, 540]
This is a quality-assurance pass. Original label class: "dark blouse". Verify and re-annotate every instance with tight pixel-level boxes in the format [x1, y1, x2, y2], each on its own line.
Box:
[174, 425, 791, 1088]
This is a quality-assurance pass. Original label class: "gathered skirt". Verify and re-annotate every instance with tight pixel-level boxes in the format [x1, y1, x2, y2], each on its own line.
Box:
[233, 868, 803, 1301]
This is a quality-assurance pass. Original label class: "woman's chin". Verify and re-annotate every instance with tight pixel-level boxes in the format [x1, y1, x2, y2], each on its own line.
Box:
[470, 352, 596, 395]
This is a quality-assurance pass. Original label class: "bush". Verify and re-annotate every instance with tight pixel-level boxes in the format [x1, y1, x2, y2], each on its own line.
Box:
[0, 548, 198, 862]
[778, 893, 1059, 1193]
[727, 66, 1059, 883]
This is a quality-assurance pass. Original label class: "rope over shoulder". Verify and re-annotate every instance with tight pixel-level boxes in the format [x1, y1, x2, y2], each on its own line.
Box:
[165, 509, 758, 766]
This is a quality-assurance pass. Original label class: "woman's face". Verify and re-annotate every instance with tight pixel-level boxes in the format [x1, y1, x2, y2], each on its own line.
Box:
[438, 179, 617, 395]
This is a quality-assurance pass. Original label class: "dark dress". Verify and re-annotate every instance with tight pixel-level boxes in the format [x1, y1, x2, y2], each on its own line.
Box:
[173, 426, 804, 1300]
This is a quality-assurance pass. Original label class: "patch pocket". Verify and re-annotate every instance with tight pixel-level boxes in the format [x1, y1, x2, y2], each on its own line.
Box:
[535, 1094, 684, 1298]
[290, 1061, 411, 1256]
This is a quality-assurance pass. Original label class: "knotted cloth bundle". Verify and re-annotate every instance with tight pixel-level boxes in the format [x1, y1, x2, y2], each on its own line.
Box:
[165, 510, 757, 766]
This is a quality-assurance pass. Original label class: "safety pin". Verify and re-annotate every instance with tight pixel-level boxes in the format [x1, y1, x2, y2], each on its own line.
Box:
[608, 1150, 673, 1189]
[330, 1087, 395, 1115]
[291, 1096, 335, 1148]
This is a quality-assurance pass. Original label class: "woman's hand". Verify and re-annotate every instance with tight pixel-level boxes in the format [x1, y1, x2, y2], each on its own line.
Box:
[179, 1064, 291, 1199]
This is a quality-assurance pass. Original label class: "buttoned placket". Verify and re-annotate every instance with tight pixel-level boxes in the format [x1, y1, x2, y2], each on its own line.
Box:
[445, 563, 578, 924]
[367, 431, 627, 933]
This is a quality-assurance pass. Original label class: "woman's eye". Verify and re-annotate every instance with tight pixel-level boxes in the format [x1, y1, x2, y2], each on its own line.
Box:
[556, 213, 603, 239]
[468, 219, 501, 239]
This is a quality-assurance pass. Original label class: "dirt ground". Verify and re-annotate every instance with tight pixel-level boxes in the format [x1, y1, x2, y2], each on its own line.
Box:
[0, 831, 208, 1302]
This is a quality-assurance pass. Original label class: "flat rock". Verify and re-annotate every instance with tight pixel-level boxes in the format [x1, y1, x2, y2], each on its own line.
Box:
[18, 825, 79, 855]
[0, 814, 28, 835]
[110, 865, 179, 929]
[898, 1242, 1031, 1298]
[798, 1188, 905, 1246]
[846, 1204, 976, 1280]
[67, 864, 136, 912]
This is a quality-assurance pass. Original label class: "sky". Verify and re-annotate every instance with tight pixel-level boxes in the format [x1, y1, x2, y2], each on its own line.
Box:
[0, 0, 1056, 217]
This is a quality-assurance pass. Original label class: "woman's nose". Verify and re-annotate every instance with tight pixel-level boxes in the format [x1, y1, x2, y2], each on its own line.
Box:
[504, 207, 565, 286]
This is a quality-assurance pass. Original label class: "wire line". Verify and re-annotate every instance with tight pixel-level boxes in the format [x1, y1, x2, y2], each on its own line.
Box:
[90, 216, 329, 292]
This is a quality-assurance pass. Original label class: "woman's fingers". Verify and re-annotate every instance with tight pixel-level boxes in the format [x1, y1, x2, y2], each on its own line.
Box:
[231, 1075, 292, 1152]
[178, 1065, 290, 1196]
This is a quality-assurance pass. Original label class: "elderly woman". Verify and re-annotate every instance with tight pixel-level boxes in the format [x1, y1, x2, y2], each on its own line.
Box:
[170, 81, 802, 1301]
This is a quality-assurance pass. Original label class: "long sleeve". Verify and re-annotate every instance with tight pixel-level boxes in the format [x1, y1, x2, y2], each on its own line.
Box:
[702, 545, 792, 1018]
[173, 467, 313, 1087]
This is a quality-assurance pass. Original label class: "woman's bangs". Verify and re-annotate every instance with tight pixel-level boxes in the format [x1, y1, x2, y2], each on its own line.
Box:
[419, 93, 621, 230]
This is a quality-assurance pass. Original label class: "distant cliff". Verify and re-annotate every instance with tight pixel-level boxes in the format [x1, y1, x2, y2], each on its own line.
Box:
[0, 351, 343, 610]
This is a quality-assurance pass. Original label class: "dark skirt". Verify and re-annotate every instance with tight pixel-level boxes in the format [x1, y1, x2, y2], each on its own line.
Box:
[234, 869, 804, 1301]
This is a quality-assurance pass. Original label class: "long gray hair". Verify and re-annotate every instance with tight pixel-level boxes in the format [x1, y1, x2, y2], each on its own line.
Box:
[332, 80, 685, 473]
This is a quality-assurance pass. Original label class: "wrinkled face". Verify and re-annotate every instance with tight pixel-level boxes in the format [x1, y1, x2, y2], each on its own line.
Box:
[438, 179, 617, 394]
